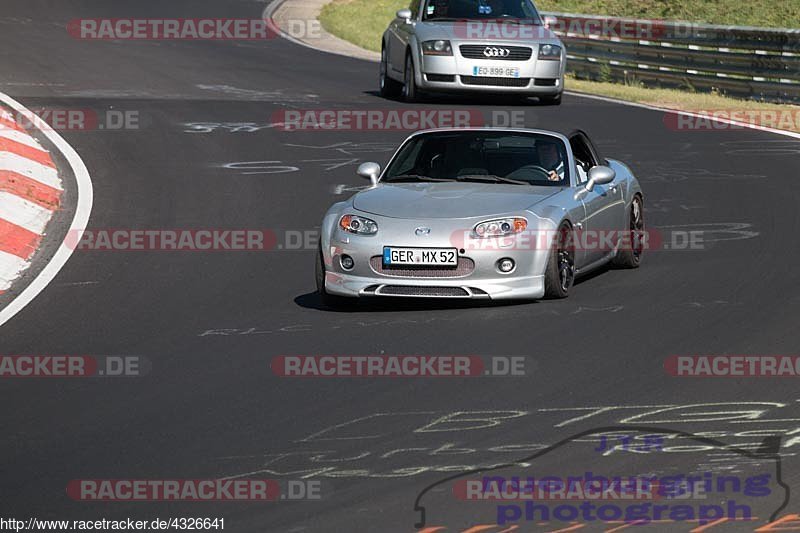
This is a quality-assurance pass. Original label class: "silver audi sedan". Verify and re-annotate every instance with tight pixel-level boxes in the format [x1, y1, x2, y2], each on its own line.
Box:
[315, 129, 645, 306]
[380, 0, 565, 104]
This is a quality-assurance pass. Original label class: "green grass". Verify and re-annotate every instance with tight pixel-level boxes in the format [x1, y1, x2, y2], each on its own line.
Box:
[534, 0, 800, 28]
[319, 0, 401, 52]
[319, 0, 800, 54]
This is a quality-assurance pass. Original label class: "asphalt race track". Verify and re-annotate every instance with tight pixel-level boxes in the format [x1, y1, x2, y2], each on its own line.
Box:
[2, 0, 800, 531]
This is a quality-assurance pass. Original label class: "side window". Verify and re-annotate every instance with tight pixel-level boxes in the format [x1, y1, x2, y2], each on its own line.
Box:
[569, 136, 594, 184]
[575, 162, 589, 184]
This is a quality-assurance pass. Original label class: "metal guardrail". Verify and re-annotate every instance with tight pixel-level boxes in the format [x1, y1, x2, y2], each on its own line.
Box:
[541, 12, 800, 103]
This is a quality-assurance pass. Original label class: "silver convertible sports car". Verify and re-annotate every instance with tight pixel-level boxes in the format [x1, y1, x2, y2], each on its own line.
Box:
[315, 128, 644, 305]
[380, 0, 565, 104]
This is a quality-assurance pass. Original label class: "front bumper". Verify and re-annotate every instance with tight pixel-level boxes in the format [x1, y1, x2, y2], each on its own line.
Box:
[417, 42, 564, 95]
[325, 271, 545, 300]
[322, 219, 550, 300]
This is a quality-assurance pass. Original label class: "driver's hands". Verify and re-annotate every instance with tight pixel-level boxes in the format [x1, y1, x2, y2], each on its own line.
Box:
[547, 170, 560, 182]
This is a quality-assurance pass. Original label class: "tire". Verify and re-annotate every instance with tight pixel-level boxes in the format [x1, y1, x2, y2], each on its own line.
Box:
[539, 93, 562, 106]
[380, 46, 403, 98]
[544, 223, 575, 299]
[612, 194, 645, 269]
[402, 52, 420, 102]
[316, 247, 355, 308]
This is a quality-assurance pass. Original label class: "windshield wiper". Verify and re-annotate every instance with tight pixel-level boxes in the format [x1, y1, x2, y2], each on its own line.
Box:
[383, 174, 453, 183]
[456, 174, 530, 185]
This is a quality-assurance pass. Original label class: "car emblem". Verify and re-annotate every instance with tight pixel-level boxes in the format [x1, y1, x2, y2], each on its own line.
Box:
[415, 227, 432, 236]
[483, 47, 510, 58]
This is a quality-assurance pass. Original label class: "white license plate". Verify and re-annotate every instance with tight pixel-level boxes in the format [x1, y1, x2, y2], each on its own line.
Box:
[472, 66, 520, 78]
[383, 247, 458, 267]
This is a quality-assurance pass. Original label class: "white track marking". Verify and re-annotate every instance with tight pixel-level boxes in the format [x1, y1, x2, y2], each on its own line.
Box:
[0, 92, 93, 327]
[0, 128, 46, 150]
[0, 250, 29, 291]
[0, 151, 62, 190]
[0, 191, 54, 233]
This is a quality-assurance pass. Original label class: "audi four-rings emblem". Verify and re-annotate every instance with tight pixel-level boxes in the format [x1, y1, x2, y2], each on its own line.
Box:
[483, 47, 510, 58]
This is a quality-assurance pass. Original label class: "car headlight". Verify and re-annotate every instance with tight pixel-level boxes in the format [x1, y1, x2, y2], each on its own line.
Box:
[421, 40, 453, 56]
[339, 214, 378, 235]
[474, 218, 527, 238]
[538, 44, 562, 60]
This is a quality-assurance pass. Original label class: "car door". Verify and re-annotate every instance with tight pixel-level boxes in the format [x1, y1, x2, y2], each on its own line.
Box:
[569, 131, 625, 265]
[580, 180, 624, 264]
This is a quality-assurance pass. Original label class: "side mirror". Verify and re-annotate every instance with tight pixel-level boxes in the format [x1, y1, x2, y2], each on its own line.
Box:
[397, 9, 413, 23]
[357, 162, 381, 186]
[543, 15, 558, 29]
[585, 165, 615, 192]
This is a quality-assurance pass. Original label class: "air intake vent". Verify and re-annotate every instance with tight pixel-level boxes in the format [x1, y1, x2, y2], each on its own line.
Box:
[460, 76, 531, 87]
[426, 73, 456, 82]
[377, 286, 470, 297]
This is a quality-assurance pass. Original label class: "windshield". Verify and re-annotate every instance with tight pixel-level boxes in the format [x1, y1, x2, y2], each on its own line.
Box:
[422, 0, 541, 22]
[383, 131, 570, 186]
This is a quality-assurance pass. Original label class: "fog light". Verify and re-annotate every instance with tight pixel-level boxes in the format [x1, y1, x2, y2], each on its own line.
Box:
[498, 258, 515, 273]
[340, 255, 355, 270]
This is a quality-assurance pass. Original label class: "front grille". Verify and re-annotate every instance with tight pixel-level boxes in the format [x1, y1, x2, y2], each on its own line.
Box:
[377, 286, 470, 297]
[461, 75, 531, 87]
[426, 73, 456, 82]
[370, 256, 475, 278]
[460, 45, 533, 61]
[534, 78, 558, 86]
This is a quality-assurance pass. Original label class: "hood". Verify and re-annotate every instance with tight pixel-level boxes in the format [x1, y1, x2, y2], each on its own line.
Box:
[413, 20, 559, 42]
[353, 182, 559, 219]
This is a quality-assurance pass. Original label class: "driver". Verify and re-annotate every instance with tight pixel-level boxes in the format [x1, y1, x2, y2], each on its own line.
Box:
[536, 141, 565, 182]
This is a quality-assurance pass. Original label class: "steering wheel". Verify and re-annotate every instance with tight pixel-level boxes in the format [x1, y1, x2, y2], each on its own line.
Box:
[509, 164, 552, 181]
